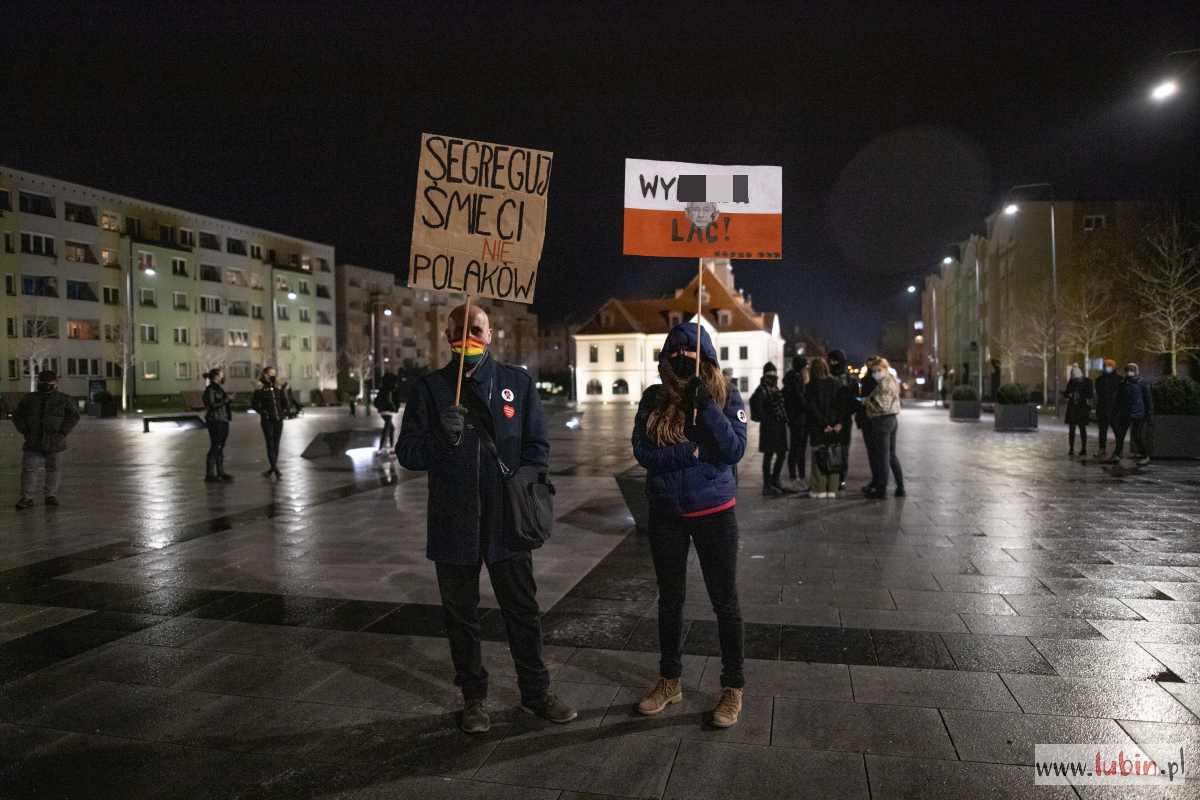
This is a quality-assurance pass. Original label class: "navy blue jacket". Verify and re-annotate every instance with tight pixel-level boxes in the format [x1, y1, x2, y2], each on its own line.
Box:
[632, 324, 747, 517]
[1115, 376, 1153, 421]
[397, 354, 548, 564]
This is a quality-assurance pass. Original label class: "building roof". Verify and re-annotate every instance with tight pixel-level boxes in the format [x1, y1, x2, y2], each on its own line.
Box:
[575, 263, 777, 336]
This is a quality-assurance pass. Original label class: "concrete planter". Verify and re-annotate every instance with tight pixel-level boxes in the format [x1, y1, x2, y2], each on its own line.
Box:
[1150, 415, 1200, 459]
[950, 400, 981, 421]
[995, 403, 1039, 432]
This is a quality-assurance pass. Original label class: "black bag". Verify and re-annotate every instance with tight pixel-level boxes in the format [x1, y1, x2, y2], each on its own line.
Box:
[476, 426, 556, 550]
[815, 443, 844, 475]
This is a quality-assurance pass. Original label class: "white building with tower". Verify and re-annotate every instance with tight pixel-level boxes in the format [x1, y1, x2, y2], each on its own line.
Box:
[571, 259, 784, 403]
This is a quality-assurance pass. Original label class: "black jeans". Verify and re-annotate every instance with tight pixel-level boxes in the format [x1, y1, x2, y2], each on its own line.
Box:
[866, 414, 903, 490]
[787, 422, 807, 479]
[1114, 418, 1149, 459]
[1097, 415, 1112, 451]
[649, 509, 744, 689]
[762, 451, 786, 486]
[206, 420, 229, 477]
[1068, 421, 1088, 453]
[436, 552, 550, 704]
[260, 418, 284, 467]
[379, 414, 395, 449]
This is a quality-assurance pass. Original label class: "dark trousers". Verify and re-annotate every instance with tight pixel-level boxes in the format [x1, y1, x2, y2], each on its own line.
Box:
[1068, 421, 1088, 453]
[1097, 415, 1112, 451]
[648, 509, 744, 689]
[787, 422, 807, 479]
[379, 414, 395, 449]
[206, 420, 229, 477]
[839, 426, 853, 484]
[866, 414, 903, 490]
[762, 451, 786, 486]
[435, 552, 550, 704]
[260, 418, 284, 467]
[1114, 418, 1149, 459]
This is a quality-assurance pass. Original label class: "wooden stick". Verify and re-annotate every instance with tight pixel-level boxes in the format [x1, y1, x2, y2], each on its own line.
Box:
[693, 258, 704, 423]
[453, 294, 472, 407]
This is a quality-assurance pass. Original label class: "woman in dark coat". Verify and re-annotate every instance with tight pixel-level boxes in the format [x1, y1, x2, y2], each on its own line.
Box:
[804, 357, 843, 497]
[1062, 365, 1094, 457]
[374, 372, 400, 452]
[202, 368, 234, 482]
[251, 366, 289, 478]
[749, 363, 790, 496]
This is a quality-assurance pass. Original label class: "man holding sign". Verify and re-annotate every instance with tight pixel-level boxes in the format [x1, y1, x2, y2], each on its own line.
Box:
[397, 303, 576, 733]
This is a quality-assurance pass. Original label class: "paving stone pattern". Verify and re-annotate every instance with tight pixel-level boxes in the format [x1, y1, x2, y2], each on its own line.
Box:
[1, 404, 1200, 798]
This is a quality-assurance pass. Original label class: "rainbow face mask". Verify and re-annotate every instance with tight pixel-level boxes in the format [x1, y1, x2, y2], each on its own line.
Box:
[452, 335, 488, 368]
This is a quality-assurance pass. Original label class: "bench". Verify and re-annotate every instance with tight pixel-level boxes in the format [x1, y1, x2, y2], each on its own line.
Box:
[143, 414, 206, 433]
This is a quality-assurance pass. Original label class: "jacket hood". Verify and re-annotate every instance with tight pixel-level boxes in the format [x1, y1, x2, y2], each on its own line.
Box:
[660, 322, 718, 366]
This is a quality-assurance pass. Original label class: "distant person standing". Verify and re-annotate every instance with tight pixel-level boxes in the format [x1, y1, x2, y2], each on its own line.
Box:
[863, 358, 905, 498]
[1094, 358, 1120, 457]
[202, 368, 235, 482]
[1062, 365, 1094, 458]
[826, 350, 858, 491]
[782, 355, 809, 485]
[374, 372, 400, 453]
[1107, 362, 1153, 467]
[252, 367, 288, 478]
[804, 357, 843, 498]
[12, 370, 80, 510]
[749, 363, 792, 496]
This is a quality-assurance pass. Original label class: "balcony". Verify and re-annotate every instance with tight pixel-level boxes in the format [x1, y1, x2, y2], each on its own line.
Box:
[130, 233, 193, 253]
[198, 232, 221, 250]
[228, 303, 249, 317]
[66, 281, 99, 302]
[64, 243, 99, 264]
[315, 286, 331, 299]
[19, 193, 55, 218]
[226, 239, 247, 256]
[200, 265, 222, 283]
[64, 203, 97, 226]
[22, 277, 58, 298]
[316, 311, 332, 325]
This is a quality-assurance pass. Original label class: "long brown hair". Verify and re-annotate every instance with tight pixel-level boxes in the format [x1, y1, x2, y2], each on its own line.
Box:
[646, 359, 729, 445]
[810, 357, 830, 380]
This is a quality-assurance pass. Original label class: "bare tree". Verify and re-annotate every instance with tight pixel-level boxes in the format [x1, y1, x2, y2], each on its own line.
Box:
[19, 295, 60, 390]
[1020, 294, 1061, 403]
[1129, 213, 1200, 375]
[988, 316, 1021, 385]
[1062, 282, 1118, 370]
[339, 339, 373, 401]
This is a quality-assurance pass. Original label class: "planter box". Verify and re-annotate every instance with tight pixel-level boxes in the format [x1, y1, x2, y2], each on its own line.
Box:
[950, 400, 981, 420]
[1150, 415, 1200, 459]
[995, 403, 1039, 432]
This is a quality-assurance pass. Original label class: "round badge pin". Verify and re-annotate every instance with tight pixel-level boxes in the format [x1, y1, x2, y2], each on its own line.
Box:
[737, 409, 748, 423]
[501, 388, 514, 402]
[503, 404, 516, 419]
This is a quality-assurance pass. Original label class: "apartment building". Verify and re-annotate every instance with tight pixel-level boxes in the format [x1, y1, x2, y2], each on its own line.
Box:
[334, 263, 540, 381]
[0, 166, 336, 405]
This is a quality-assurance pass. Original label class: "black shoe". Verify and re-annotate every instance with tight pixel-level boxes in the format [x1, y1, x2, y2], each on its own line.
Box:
[521, 692, 578, 724]
[1068, 449, 1074, 457]
[774, 481, 797, 494]
[861, 484, 875, 495]
[272, 468, 282, 478]
[205, 475, 221, 483]
[863, 487, 886, 499]
[219, 473, 235, 482]
[262, 469, 275, 478]
[44, 496, 59, 507]
[460, 700, 491, 734]
[894, 486, 906, 498]
[15, 497, 34, 510]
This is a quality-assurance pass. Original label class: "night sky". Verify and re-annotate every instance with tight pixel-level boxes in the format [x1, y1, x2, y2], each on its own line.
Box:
[3, 1, 1198, 359]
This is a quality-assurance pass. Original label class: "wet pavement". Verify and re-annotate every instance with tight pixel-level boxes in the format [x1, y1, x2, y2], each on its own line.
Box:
[1, 401, 1199, 798]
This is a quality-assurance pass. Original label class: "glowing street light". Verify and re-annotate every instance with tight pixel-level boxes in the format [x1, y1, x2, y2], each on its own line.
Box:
[1151, 79, 1179, 102]
[383, 308, 393, 316]
[906, 285, 917, 294]
[143, 268, 156, 277]
[1004, 203, 1019, 216]
[942, 256, 953, 265]
[287, 291, 297, 300]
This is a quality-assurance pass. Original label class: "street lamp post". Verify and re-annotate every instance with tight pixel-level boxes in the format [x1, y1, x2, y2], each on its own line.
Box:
[1150, 49, 1200, 102]
[121, 233, 134, 412]
[1005, 182, 1058, 409]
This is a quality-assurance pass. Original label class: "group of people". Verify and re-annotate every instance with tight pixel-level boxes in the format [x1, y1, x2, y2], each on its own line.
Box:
[1062, 359, 1154, 465]
[198, 366, 299, 482]
[749, 350, 905, 499]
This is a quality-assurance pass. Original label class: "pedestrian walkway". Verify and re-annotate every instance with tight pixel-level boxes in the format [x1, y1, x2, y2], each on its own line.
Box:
[2, 404, 1199, 798]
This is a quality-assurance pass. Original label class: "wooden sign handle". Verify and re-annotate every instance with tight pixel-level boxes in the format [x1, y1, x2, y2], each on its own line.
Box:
[693, 258, 703, 423]
[454, 294, 472, 407]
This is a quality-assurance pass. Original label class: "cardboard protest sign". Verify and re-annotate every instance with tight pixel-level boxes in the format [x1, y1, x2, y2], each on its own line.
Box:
[622, 158, 782, 259]
[409, 133, 553, 304]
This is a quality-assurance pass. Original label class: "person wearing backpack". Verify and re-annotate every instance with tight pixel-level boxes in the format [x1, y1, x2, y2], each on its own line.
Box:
[749, 362, 792, 496]
[804, 357, 843, 498]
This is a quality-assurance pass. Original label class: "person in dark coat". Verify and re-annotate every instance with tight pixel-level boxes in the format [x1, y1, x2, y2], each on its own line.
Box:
[749, 362, 792, 496]
[631, 322, 748, 728]
[1107, 362, 1153, 466]
[202, 368, 235, 482]
[374, 372, 400, 452]
[251, 367, 289, 478]
[1062, 365, 1094, 457]
[397, 303, 576, 734]
[782, 355, 809, 483]
[827, 349, 859, 491]
[804, 357, 843, 497]
[12, 370, 80, 509]
[1094, 358, 1121, 456]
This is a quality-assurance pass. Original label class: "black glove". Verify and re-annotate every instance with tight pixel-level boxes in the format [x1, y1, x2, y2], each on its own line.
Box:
[687, 377, 713, 412]
[439, 405, 465, 443]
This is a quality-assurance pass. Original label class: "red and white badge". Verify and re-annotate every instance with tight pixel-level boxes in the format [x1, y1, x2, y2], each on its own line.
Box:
[502, 404, 516, 419]
[501, 388, 515, 402]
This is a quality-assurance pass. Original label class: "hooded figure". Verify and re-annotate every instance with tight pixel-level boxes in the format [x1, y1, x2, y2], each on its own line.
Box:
[826, 349, 858, 489]
[1094, 357, 1121, 455]
[781, 355, 809, 481]
[749, 362, 792, 495]
[631, 322, 749, 729]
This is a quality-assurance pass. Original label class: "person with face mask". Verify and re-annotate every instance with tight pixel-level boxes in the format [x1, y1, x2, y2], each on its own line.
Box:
[1062, 365, 1094, 457]
[1094, 358, 1121, 457]
[1107, 362, 1154, 467]
[631, 323, 748, 728]
[251, 367, 288, 478]
[397, 303, 575, 734]
[202, 368, 235, 482]
[826, 349, 858, 491]
[749, 362, 793, 496]
[12, 370, 80, 509]
[782, 355, 809, 484]
[862, 358, 905, 498]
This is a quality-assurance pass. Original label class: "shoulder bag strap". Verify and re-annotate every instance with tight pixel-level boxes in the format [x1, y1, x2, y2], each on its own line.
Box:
[474, 423, 514, 479]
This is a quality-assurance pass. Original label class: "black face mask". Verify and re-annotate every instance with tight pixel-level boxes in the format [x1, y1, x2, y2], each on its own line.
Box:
[267, 375, 276, 384]
[669, 355, 696, 380]
[37, 382, 54, 393]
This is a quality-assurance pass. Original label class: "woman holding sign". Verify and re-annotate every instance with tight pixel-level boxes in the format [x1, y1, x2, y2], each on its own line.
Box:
[631, 323, 748, 728]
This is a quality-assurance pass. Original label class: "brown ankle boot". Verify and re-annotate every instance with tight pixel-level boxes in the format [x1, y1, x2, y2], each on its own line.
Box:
[711, 687, 743, 728]
[637, 677, 682, 716]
